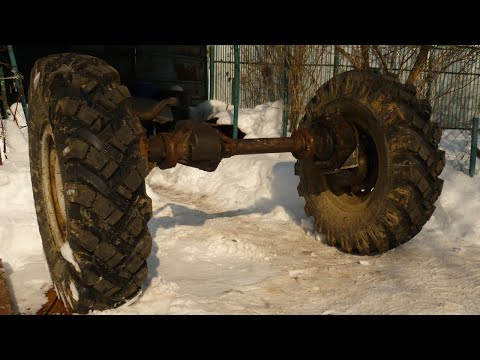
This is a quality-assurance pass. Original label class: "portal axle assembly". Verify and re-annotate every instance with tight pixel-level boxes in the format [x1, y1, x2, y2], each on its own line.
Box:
[27, 53, 445, 313]
[147, 117, 359, 174]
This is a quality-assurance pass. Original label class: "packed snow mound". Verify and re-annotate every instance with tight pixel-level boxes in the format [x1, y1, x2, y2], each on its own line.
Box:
[189, 100, 234, 122]
[1, 102, 28, 162]
[190, 100, 285, 138]
[1, 115, 28, 155]
[427, 165, 480, 244]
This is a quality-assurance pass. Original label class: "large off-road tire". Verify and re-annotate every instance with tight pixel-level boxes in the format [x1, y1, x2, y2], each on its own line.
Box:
[295, 70, 445, 255]
[28, 54, 152, 313]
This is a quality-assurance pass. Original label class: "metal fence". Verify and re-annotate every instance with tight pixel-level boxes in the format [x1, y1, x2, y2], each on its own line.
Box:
[208, 45, 480, 176]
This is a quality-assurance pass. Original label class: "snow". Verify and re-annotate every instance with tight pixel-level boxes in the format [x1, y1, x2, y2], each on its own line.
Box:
[60, 242, 81, 273]
[0, 113, 50, 313]
[189, 100, 234, 122]
[62, 146, 71, 156]
[33, 71, 40, 91]
[1, 100, 480, 314]
[69, 281, 79, 302]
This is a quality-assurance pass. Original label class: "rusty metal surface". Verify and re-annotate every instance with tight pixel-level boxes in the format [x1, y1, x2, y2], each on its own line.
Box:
[221, 135, 306, 158]
[139, 127, 149, 160]
[147, 116, 361, 175]
[0, 259, 13, 315]
[149, 132, 178, 169]
[130, 97, 179, 123]
[307, 116, 357, 174]
[148, 120, 222, 172]
[36, 287, 72, 315]
[147, 120, 352, 171]
[180, 120, 222, 162]
[148, 121, 322, 172]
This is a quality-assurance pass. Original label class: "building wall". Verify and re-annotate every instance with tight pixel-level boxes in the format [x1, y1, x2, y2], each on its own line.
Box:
[10, 45, 207, 105]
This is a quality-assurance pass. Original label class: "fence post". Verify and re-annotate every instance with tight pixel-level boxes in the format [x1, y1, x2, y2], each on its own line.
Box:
[233, 45, 240, 139]
[204, 47, 209, 102]
[283, 45, 289, 138]
[7, 45, 28, 121]
[209, 46, 215, 100]
[469, 117, 479, 177]
[0, 66, 9, 119]
[333, 46, 340, 76]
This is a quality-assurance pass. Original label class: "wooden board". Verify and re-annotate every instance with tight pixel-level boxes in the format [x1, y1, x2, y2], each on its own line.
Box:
[36, 288, 71, 315]
[0, 259, 13, 315]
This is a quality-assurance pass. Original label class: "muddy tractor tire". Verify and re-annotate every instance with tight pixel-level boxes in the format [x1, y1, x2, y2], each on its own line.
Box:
[295, 70, 445, 255]
[28, 54, 153, 313]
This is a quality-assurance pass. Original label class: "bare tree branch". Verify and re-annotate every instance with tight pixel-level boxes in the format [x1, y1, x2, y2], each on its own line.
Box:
[389, 46, 398, 71]
[372, 46, 389, 72]
[361, 45, 370, 69]
[335, 45, 360, 69]
[406, 45, 433, 85]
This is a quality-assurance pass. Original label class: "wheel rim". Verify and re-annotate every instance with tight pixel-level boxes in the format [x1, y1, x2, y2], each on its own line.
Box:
[41, 124, 67, 249]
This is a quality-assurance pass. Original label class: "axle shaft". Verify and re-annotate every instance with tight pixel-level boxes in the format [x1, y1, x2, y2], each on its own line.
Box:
[222, 137, 306, 157]
[147, 119, 355, 173]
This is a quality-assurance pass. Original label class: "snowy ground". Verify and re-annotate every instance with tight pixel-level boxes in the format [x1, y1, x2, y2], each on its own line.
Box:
[1, 101, 479, 315]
